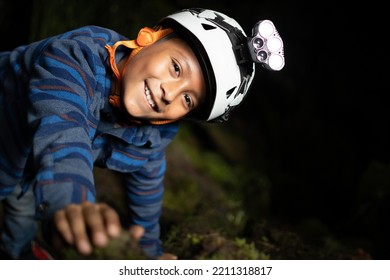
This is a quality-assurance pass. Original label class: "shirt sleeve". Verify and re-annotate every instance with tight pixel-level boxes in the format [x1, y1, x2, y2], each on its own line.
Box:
[27, 38, 98, 219]
[124, 148, 167, 258]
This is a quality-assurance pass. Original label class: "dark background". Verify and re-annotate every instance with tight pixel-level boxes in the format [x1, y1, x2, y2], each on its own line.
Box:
[1, 0, 389, 259]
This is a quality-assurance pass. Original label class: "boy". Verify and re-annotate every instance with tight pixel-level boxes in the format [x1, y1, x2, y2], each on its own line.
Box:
[0, 8, 284, 259]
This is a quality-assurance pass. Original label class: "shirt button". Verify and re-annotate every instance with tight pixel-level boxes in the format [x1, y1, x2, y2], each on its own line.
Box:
[103, 112, 111, 120]
[37, 201, 50, 213]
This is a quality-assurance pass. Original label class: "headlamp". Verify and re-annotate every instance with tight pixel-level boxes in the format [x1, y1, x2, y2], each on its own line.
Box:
[248, 20, 285, 71]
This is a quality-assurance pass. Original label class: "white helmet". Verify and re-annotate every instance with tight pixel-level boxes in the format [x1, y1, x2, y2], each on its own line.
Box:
[159, 8, 285, 122]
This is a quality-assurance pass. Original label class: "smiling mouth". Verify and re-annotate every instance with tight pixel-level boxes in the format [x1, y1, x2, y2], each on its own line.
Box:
[145, 83, 158, 111]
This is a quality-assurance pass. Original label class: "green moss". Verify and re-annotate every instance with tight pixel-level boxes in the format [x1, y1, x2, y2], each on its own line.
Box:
[53, 231, 147, 260]
[163, 180, 200, 214]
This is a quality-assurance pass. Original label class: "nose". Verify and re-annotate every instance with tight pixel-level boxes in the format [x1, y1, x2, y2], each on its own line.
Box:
[161, 81, 183, 104]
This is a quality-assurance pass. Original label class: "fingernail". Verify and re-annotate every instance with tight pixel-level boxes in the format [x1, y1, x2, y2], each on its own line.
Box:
[108, 224, 120, 237]
[95, 232, 107, 246]
[78, 240, 91, 255]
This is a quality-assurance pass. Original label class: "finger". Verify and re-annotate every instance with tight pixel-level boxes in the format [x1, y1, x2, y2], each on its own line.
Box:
[65, 204, 92, 255]
[129, 225, 145, 241]
[159, 253, 178, 260]
[82, 202, 108, 248]
[99, 203, 121, 238]
[53, 209, 73, 244]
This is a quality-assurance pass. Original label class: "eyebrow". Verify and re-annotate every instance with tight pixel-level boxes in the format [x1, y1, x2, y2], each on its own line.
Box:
[182, 55, 192, 76]
[173, 46, 191, 76]
[176, 48, 205, 107]
[184, 58, 201, 109]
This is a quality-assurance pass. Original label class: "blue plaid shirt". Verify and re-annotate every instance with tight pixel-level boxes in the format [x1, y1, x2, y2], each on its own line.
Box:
[0, 26, 179, 257]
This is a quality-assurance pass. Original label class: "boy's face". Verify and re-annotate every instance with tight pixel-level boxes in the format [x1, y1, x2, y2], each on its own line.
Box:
[120, 37, 206, 122]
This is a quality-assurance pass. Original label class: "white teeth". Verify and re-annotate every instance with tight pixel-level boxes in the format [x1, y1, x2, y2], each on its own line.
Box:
[145, 85, 156, 108]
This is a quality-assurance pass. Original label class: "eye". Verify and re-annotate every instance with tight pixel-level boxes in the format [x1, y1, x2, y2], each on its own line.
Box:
[184, 94, 192, 108]
[172, 60, 181, 77]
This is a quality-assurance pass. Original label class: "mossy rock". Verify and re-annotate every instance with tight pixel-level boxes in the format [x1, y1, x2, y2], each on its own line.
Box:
[48, 230, 148, 260]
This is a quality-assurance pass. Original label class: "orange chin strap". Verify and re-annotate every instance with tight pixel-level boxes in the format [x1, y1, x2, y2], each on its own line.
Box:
[105, 27, 176, 125]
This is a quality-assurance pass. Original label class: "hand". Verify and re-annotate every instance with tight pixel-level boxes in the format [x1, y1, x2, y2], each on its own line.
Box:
[53, 201, 121, 255]
[159, 253, 178, 260]
[53, 203, 176, 259]
[128, 225, 177, 259]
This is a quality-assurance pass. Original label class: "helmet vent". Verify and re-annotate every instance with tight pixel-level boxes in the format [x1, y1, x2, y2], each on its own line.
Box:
[226, 87, 236, 99]
[201, 23, 216, 31]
